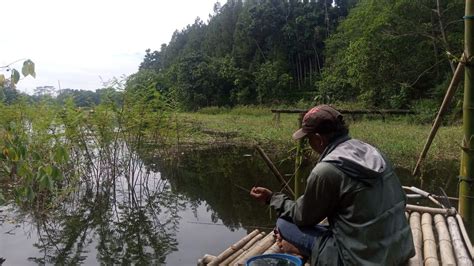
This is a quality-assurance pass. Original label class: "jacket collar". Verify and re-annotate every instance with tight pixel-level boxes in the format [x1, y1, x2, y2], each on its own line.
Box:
[317, 134, 351, 162]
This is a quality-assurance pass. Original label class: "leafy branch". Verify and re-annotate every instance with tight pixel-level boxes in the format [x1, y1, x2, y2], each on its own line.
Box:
[0, 59, 36, 87]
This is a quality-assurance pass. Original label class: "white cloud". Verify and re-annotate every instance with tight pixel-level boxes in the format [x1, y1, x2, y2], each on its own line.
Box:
[1, 0, 218, 93]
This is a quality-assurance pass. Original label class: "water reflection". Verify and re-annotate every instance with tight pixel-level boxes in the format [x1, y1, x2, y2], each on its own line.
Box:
[1, 144, 291, 265]
[24, 159, 182, 265]
[143, 144, 286, 231]
[0, 144, 459, 265]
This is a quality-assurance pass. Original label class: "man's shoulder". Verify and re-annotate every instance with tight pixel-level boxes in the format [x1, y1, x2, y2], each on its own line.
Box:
[312, 162, 346, 181]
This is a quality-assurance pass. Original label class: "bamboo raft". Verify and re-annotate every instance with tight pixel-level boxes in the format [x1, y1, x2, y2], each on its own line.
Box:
[198, 187, 474, 266]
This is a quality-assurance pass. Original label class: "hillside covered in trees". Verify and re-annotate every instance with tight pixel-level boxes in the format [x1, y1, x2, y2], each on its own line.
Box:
[132, 0, 463, 110]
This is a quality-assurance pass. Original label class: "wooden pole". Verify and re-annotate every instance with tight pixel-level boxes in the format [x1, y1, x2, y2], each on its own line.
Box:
[294, 113, 305, 199]
[447, 216, 473, 265]
[408, 212, 423, 266]
[460, 0, 474, 239]
[255, 145, 295, 197]
[433, 214, 456, 266]
[421, 213, 439, 266]
[412, 54, 465, 176]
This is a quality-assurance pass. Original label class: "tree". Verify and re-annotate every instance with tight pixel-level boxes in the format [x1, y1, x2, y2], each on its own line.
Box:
[318, 0, 463, 108]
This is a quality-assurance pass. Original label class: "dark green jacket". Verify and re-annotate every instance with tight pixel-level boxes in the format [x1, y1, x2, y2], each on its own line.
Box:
[270, 136, 415, 265]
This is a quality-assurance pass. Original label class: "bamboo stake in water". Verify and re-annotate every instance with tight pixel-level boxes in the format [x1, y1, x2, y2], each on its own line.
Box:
[412, 53, 465, 176]
[294, 113, 305, 199]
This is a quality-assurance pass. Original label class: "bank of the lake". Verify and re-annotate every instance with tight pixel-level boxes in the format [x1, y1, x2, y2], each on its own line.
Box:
[172, 109, 461, 181]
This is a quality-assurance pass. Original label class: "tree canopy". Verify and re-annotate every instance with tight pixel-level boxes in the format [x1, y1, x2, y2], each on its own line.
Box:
[133, 0, 464, 110]
[137, 0, 356, 110]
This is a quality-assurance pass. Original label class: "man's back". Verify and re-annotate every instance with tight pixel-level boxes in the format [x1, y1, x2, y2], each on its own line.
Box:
[313, 138, 415, 265]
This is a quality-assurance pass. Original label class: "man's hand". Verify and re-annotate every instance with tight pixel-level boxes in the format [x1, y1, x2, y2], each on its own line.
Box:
[250, 187, 273, 204]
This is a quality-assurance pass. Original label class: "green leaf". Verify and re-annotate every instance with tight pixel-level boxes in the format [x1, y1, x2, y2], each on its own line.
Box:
[0, 74, 5, 87]
[18, 163, 32, 178]
[39, 174, 53, 191]
[22, 60, 36, 78]
[0, 193, 5, 205]
[27, 186, 35, 201]
[44, 165, 53, 176]
[7, 148, 18, 161]
[11, 69, 20, 84]
[51, 166, 62, 181]
[54, 146, 69, 163]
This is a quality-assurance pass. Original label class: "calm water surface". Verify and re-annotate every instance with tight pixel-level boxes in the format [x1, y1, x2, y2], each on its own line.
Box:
[0, 145, 458, 265]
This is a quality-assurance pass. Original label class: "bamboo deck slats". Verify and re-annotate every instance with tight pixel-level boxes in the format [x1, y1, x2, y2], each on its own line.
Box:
[198, 209, 473, 266]
[409, 212, 423, 266]
[434, 214, 456, 265]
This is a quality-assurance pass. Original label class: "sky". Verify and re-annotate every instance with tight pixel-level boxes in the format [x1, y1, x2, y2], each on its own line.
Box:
[1, 0, 218, 94]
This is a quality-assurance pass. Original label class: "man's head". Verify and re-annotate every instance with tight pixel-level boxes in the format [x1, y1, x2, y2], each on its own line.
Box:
[292, 105, 348, 152]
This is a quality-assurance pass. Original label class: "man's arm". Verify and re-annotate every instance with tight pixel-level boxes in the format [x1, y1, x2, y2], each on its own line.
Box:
[269, 162, 342, 226]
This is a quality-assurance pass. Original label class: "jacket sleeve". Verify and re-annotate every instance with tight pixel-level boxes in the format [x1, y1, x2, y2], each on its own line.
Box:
[269, 162, 342, 226]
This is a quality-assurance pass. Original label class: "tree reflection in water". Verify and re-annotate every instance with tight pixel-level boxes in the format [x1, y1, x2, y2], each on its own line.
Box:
[4, 144, 300, 264]
[141, 144, 292, 232]
[27, 144, 183, 265]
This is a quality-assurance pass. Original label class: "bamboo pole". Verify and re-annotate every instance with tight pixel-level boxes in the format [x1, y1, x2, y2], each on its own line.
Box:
[219, 232, 266, 265]
[406, 194, 459, 201]
[421, 213, 439, 266]
[207, 229, 260, 265]
[406, 204, 456, 215]
[447, 216, 472, 265]
[460, 0, 474, 239]
[227, 237, 262, 265]
[412, 53, 465, 176]
[456, 213, 474, 259]
[294, 113, 305, 199]
[234, 233, 276, 266]
[228, 245, 255, 265]
[228, 232, 274, 265]
[403, 186, 445, 208]
[434, 214, 456, 265]
[408, 212, 423, 266]
[255, 145, 296, 197]
[263, 242, 280, 254]
[198, 254, 217, 266]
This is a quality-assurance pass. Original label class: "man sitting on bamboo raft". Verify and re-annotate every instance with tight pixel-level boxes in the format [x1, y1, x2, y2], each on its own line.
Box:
[250, 105, 415, 265]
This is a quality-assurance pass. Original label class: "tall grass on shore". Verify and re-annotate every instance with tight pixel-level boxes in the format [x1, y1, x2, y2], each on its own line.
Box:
[179, 105, 462, 178]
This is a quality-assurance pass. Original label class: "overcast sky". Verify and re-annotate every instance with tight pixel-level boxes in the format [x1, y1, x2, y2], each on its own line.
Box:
[1, 0, 218, 94]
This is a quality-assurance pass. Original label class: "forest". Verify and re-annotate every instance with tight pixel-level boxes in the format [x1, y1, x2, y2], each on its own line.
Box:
[0, 0, 464, 112]
[134, 0, 464, 110]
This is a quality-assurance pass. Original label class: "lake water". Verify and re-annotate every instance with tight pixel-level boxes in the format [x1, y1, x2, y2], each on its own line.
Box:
[0, 144, 458, 265]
